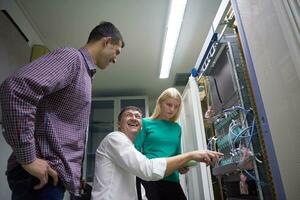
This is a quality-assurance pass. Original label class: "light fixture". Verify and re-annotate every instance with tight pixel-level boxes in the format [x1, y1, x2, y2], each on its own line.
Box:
[159, 0, 188, 79]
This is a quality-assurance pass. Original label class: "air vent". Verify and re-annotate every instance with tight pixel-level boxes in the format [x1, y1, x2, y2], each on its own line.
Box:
[173, 73, 190, 86]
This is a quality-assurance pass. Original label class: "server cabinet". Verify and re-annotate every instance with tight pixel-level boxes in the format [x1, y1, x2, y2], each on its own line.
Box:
[179, 0, 283, 199]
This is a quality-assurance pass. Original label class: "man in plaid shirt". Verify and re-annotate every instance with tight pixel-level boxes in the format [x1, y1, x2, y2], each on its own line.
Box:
[0, 21, 124, 200]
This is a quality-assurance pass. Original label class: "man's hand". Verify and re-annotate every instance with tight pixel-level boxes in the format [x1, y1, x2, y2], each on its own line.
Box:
[165, 150, 223, 176]
[192, 150, 223, 166]
[21, 158, 58, 190]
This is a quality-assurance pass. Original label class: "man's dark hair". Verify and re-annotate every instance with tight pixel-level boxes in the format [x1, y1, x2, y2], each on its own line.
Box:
[87, 21, 125, 47]
[118, 106, 142, 122]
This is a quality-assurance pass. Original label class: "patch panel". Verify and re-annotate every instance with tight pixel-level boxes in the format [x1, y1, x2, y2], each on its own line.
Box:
[214, 110, 240, 130]
[213, 147, 253, 176]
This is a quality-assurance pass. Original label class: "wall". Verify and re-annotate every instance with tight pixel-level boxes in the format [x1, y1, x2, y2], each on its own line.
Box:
[236, 0, 300, 199]
[0, 0, 42, 46]
[0, 125, 12, 199]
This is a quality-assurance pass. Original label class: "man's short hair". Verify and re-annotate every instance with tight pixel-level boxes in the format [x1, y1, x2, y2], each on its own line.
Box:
[87, 21, 125, 47]
[118, 106, 142, 122]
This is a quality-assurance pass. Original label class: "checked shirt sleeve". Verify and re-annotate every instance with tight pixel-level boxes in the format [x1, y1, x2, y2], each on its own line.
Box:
[0, 48, 80, 165]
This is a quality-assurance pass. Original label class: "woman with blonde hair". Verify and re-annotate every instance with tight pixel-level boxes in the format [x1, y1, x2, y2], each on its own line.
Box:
[135, 87, 187, 200]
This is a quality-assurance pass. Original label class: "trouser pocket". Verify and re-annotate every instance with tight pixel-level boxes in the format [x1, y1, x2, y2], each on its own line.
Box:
[7, 165, 39, 200]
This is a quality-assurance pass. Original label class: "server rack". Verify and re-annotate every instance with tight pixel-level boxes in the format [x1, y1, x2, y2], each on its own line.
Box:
[179, 1, 283, 199]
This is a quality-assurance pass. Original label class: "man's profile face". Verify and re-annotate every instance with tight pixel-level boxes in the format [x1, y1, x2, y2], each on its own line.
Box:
[97, 39, 122, 70]
[118, 109, 142, 135]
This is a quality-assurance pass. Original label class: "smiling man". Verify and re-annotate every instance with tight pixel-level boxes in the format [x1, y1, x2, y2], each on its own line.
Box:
[91, 106, 223, 200]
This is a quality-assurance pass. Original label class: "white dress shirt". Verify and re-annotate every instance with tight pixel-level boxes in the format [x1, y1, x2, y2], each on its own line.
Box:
[91, 131, 167, 200]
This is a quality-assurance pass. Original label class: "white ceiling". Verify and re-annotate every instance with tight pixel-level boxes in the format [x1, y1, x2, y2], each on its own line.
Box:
[17, 0, 221, 98]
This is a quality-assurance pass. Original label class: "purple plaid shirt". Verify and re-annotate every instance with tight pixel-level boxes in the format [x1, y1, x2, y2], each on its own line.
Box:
[0, 47, 96, 195]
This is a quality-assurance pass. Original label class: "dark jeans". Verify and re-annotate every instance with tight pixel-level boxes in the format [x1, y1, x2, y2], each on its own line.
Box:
[137, 178, 187, 200]
[6, 165, 65, 200]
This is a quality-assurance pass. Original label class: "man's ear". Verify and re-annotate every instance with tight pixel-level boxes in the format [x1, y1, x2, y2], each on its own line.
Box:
[103, 37, 112, 47]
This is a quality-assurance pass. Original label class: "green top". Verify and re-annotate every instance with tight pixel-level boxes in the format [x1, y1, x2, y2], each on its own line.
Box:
[134, 118, 182, 183]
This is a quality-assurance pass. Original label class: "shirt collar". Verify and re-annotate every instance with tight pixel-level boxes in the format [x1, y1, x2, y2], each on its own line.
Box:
[79, 47, 97, 79]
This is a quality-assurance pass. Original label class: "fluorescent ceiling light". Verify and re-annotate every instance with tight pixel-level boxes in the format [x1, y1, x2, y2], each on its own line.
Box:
[159, 0, 188, 79]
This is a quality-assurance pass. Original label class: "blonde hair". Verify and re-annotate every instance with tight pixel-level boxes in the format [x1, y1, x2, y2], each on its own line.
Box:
[150, 87, 182, 122]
